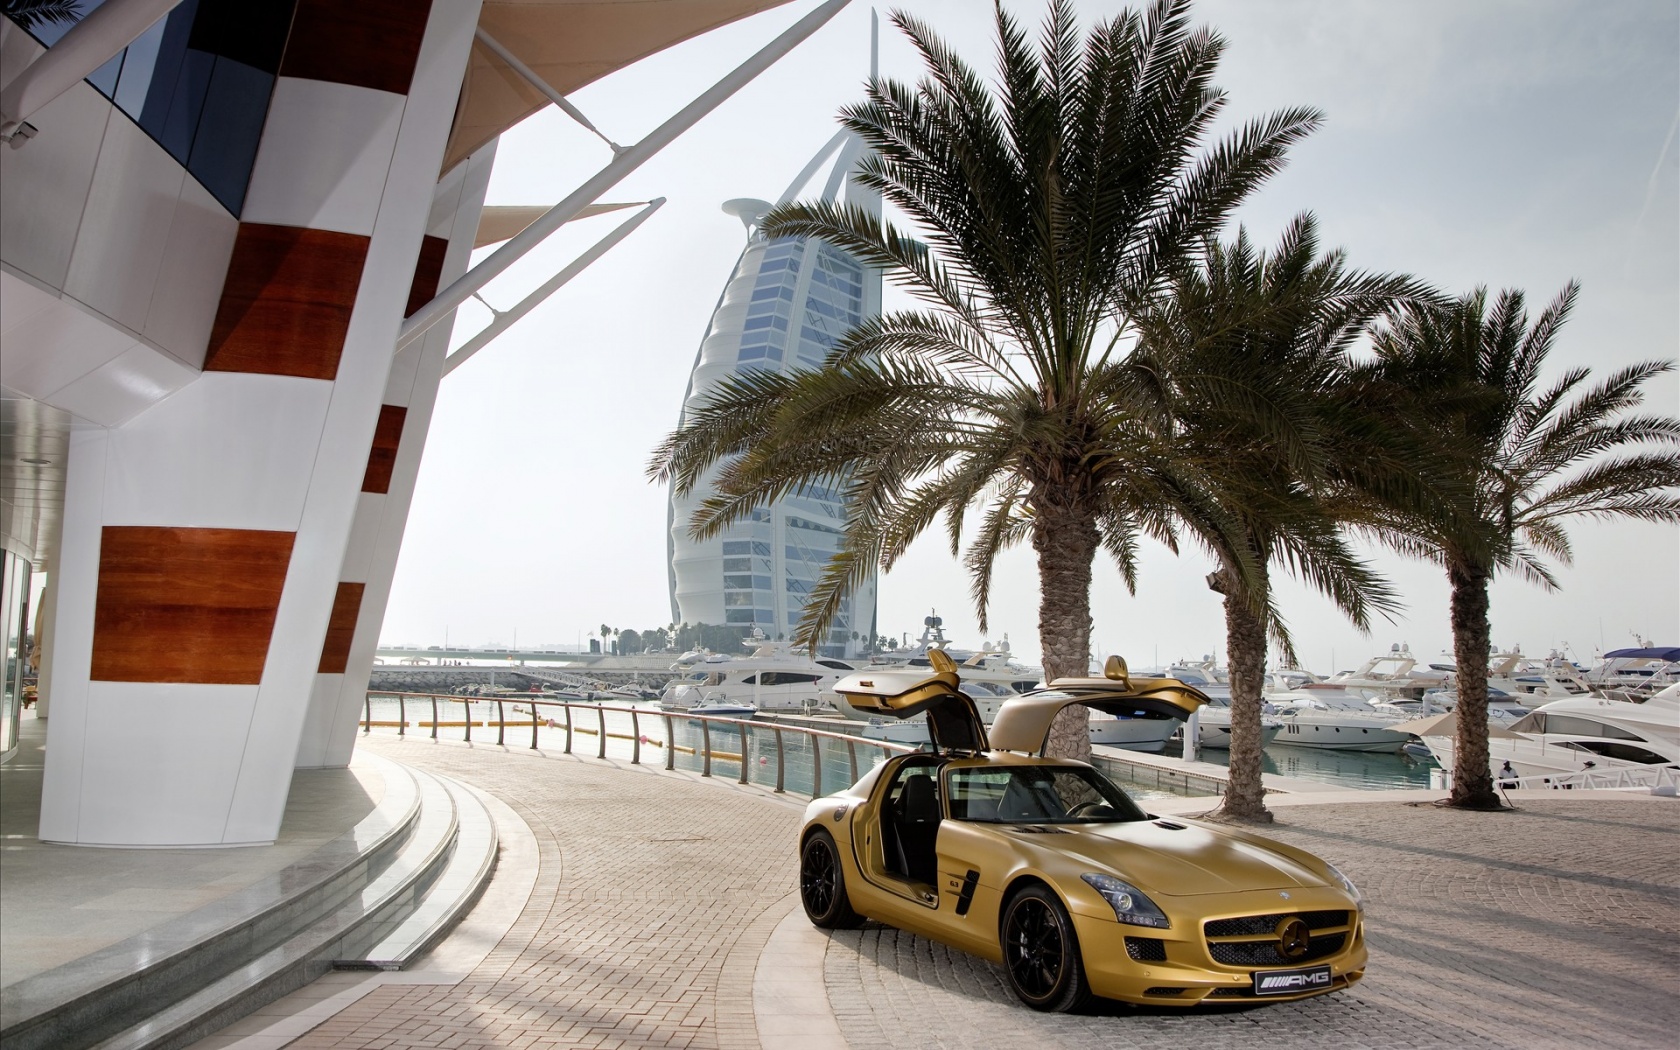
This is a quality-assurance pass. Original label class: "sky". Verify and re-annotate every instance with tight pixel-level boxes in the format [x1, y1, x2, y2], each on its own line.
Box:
[380, 0, 1679, 674]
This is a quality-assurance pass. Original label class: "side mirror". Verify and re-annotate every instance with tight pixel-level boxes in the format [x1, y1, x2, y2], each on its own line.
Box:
[1103, 655, 1130, 688]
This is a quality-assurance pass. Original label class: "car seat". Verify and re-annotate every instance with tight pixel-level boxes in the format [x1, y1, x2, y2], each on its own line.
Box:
[896, 773, 941, 884]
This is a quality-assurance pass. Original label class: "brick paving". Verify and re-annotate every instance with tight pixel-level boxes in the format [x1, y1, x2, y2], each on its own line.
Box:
[291, 735, 1678, 1050]
[292, 734, 807, 1050]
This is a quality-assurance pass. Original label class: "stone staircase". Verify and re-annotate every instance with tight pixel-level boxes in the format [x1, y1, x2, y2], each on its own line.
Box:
[0, 754, 497, 1050]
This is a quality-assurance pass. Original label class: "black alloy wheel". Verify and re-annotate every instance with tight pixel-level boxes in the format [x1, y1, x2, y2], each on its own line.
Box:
[1000, 885, 1091, 1012]
[800, 830, 863, 928]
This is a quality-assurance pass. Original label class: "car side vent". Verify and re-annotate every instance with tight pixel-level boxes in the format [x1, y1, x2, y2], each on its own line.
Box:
[1153, 820, 1187, 830]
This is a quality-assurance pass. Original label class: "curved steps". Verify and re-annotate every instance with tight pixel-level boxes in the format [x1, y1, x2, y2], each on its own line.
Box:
[0, 756, 496, 1050]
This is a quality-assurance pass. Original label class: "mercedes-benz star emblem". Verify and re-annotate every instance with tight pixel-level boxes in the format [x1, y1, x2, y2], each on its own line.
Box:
[1275, 917, 1312, 961]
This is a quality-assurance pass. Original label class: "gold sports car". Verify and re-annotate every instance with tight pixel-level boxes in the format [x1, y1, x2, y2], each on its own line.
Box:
[798, 651, 1367, 1012]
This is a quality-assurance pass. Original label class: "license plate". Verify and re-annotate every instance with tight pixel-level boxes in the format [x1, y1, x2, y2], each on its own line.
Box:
[1251, 964, 1333, 996]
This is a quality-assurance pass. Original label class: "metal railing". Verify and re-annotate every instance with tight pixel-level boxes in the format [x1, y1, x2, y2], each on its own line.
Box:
[1434, 764, 1680, 793]
[360, 691, 915, 798]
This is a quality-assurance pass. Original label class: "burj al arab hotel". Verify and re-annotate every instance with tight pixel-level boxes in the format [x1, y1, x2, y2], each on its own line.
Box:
[667, 133, 881, 658]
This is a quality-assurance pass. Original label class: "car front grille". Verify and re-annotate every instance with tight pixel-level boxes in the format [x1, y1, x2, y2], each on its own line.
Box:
[1208, 932, 1346, 966]
[1125, 937, 1167, 962]
[1203, 910, 1353, 967]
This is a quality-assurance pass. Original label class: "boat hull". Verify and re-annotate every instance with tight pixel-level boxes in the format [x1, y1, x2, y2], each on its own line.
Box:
[1273, 720, 1410, 753]
[1087, 716, 1181, 752]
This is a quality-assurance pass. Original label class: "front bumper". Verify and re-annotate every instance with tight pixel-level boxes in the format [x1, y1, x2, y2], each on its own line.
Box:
[1069, 887, 1367, 1006]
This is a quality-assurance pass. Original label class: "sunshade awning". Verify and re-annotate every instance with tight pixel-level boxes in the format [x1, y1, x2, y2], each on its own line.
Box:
[473, 202, 642, 247]
[446, 0, 794, 173]
[1389, 713, 1523, 739]
[1601, 647, 1680, 661]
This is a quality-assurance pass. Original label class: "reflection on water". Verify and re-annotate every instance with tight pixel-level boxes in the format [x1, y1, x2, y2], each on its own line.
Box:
[361, 697, 1187, 801]
[1197, 741, 1437, 790]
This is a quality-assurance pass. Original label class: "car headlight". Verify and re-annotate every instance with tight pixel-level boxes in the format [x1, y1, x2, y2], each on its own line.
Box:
[1081, 873, 1170, 928]
[1324, 861, 1362, 906]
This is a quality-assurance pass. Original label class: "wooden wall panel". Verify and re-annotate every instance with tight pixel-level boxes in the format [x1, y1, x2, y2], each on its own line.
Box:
[404, 235, 449, 318]
[279, 0, 434, 96]
[361, 404, 408, 494]
[317, 582, 366, 674]
[91, 527, 295, 685]
[204, 223, 371, 380]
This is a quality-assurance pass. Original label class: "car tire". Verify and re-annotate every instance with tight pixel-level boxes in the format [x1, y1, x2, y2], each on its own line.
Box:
[1000, 884, 1092, 1012]
[800, 829, 864, 929]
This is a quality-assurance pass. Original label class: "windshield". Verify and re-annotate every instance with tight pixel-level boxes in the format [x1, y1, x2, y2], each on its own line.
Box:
[945, 766, 1148, 824]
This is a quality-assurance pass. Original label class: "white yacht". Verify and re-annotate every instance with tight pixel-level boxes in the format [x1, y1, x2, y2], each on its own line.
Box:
[1188, 696, 1284, 750]
[1087, 710, 1184, 752]
[1584, 645, 1680, 701]
[1420, 686, 1680, 780]
[1323, 644, 1450, 702]
[1266, 685, 1417, 753]
[657, 641, 860, 713]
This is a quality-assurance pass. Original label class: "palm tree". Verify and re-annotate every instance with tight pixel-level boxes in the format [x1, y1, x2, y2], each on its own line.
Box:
[1130, 215, 1425, 820]
[651, 0, 1319, 758]
[1362, 285, 1680, 808]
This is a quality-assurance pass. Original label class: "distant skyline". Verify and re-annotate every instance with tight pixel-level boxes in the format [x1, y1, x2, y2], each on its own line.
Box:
[381, 0, 1678, 673]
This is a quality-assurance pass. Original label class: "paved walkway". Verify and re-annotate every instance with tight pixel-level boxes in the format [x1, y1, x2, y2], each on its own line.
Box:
[215, 733, 1679, 1050]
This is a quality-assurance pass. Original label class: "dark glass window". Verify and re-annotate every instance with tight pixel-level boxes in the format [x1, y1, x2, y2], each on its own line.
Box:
[1530, 714, 1642, 741]
[7, 0, 296, 216]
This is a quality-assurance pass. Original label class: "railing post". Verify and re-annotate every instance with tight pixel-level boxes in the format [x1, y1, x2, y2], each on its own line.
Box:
[497, 699, 506, 746]
[663, 712, 675, 770]
[564, 703, 574, 754]
[738, 722, 750, 785]
[631, 709, 641, 765]
[701, 718, 713, 777]
[531, 701, 540, 750]
[812, 736, 822, 797]
[463, 697, 472, 743]
[847, 739, 858, 783]
[431, 696, 439, 739]
[773, 727, 785, 792]
[597, 705, 607, 759]
[363, 695, 371, 734]
[398, 695, 406, 736]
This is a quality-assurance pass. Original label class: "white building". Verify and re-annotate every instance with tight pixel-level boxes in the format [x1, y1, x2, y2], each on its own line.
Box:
[667, 135, 880, 657]
[0, 0, 845, 846]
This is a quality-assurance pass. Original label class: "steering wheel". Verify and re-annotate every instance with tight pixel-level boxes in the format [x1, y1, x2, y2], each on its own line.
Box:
[1068, 801, 1117, 819]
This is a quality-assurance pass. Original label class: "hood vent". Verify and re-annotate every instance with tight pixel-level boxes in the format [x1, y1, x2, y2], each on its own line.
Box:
[1153, 820, 1188, 830]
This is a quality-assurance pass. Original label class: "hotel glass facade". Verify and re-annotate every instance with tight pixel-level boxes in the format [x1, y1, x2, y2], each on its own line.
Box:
[668, 165, 880, 657]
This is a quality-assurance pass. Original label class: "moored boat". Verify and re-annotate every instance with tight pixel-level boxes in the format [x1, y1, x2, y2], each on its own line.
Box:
[1266, 686, 1415, 753]
[1420, 685, 1680, 780]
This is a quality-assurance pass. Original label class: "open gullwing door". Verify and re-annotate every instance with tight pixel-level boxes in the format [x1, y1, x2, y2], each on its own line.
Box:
[833, 650, 986, 753]
[988, 656, 1210, 754]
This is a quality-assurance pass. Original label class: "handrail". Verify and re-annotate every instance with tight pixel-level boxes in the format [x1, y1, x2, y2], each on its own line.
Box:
[1444, 764, 1680, 792]
[359, 690, 917, 800]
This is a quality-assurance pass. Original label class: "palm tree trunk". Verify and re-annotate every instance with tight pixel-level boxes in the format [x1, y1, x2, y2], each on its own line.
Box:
[1033, 509, 1098, 761]
[1447, 562, 1499, 808]
[1209, 564, 1272, 823]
